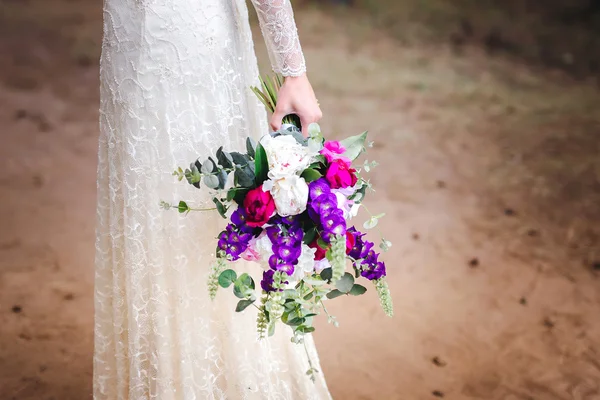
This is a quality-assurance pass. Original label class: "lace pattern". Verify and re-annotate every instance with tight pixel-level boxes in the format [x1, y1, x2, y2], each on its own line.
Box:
[94, 0, 327, 398]
[250, 0, 307, 76]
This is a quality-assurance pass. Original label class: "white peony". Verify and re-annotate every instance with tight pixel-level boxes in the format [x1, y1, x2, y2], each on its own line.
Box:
[290, 244, 317, 282]
[260, 134, 315, 179]
[265, 175, 309, 217]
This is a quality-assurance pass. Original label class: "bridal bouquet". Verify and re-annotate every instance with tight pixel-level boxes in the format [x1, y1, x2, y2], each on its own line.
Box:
[165, 76, 393, 379]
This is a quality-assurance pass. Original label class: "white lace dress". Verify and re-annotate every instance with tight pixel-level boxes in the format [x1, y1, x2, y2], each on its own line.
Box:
[94, 1, 331, 398]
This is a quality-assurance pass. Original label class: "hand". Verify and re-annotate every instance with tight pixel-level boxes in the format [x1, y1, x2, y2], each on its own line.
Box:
[270, 73, 322, 137]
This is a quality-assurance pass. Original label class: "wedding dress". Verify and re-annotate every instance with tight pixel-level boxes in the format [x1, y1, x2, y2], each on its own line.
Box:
[94, 0, 331, 398]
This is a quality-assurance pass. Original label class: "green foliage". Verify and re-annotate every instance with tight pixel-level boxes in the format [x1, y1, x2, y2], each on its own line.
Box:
[207, 257, 228, 300]
[177, 200, 190, 213]
[218, 269, 237, 289]
[254, 142, 269, 184]
[300, 168, 322, 183]
[233, 273, 255, 299]
[212, 198, 227, 219]
[329, 235, 347, 283]
[335, 272, 355, 293]
[375, 277, 394, 317]
[235, 299, 255, 312]
[349, 284, 367, 296]
[246, 137, 257, 159]
[326, 289, 345, 299]
[340, 131, 368, 161]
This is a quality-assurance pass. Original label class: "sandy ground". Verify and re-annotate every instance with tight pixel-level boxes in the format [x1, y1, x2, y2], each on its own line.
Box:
[1, 1, 600, 399]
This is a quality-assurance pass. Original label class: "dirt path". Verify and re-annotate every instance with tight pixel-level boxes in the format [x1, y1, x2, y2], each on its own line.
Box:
[1, 2, 599, 399]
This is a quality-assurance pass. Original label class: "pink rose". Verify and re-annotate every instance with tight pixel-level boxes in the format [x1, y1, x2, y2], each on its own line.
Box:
[243, 185, 276, 227]
[325, 159, 358, 189]
[320, 141, 350, 164]
[240, 245, 261, 262]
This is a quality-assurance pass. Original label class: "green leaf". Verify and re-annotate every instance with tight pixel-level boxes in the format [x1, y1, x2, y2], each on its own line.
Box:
[268, 322, 276, 337]
[218, 269, 237, 288]
[326, 289, 345, 299]
[340, 131, 368, 161]
[177, 201, 190, 213]
[303, 291, 314, 300]
[286, 317, 305, 326]
[230, 152, 248, 166]
[254, 142, 269, 184]
[335, 273, 355, 293]
[320, 268, 333, 282]
[233, 273, 255, 299]
[234, 167, 255, 188]
[349, 284, 367, 296]
[212, 198, 227, 219]
[235, 299, 255, 312]
[233, 188, 249, 204]
[216, 169, 228, 190]
[317, 238, 328, 250]
[246, 137, 257, 158]
[216, 147, 234, 169]
[302, 226, 317, 245]
[203, 174, 220, 189]
[226, 188, 236, 202]
[201, 158, 216, 174]
[301, 168, 322, 183]
[297, 325, 316, 333]
[308, 123, 321, 138]
[363, 216, 379, 230]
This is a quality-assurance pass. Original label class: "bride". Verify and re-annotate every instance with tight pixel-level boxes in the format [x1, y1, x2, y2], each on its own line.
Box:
[94, 0, 329, 398]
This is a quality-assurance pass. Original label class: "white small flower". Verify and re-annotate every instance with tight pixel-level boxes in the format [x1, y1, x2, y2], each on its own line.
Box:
[290, 244, 317, 282]
[269, 175, 309, 217]
[224, 171, 235, 190]
[260, 134, 315, 179]
[314, 258, 331, 273]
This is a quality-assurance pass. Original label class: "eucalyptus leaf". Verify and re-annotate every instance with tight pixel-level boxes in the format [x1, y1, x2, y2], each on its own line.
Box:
[218, 269, 237, 288]
[201, 158, 215, 174]
[349, 284, 367, 296]
[286, 317, 305, 326]
[234, 168, 254, 188]
[235, 299, 255, 312]
[268, 322, 276, 337]
[297, 325, 316, 333]
[203, 174, 220, 189]
[212, 198, 227, 219]
[230, 152, 248, 166]
[320, 268, 333, 282]
[308, 122, 321, 138]
[216, 147, 234, 169]
[246, 137, 257, 158]
[340, 131, 368, 161]
[216, 169, 228, 190]
[233, 273, 255, 299]
[177, 201, 189, 214]
[326, 289, 345, 299]
[335, 272, 355, 293]
[363, 217, 378, 230]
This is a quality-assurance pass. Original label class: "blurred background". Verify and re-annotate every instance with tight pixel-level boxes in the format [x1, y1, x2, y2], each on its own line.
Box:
[1, 0, 599, 399]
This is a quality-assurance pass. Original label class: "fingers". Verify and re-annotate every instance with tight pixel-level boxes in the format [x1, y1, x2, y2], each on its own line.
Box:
[300, 108, 323, 137]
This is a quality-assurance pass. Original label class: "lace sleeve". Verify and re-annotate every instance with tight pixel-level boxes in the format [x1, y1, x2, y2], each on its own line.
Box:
[250, 0, 307, 77]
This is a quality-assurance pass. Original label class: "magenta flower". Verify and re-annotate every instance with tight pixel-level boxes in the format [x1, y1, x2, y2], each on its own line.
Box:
[320, 141, 350, 164]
